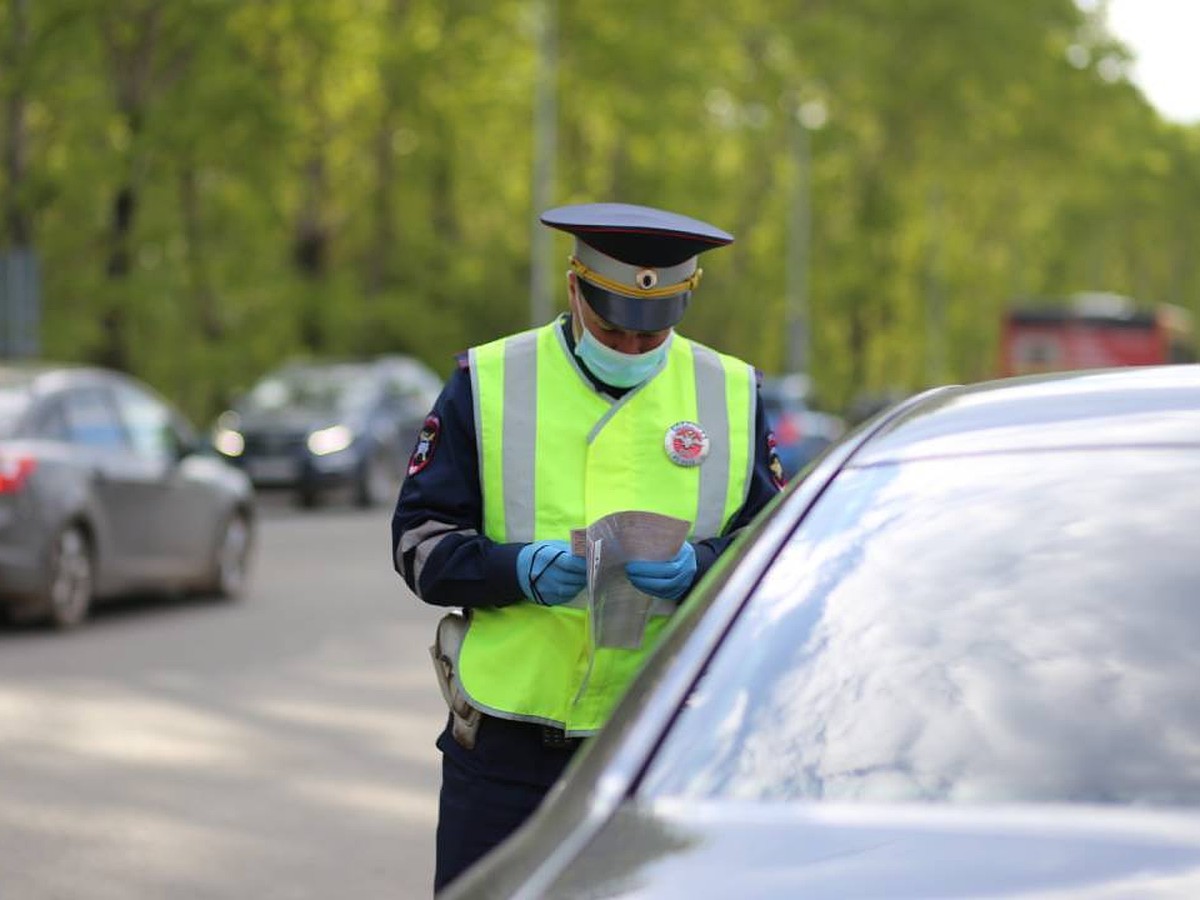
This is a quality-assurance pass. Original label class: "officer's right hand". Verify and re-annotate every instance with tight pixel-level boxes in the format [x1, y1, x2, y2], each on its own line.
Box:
[517, 540, 587, 606]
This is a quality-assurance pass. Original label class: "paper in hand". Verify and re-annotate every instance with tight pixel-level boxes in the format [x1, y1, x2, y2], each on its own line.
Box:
[571, 511, 691, 649]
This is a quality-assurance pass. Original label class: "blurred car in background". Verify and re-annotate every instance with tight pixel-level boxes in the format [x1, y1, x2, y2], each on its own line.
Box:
[760, 372, 845, 481]
[445, 365, 1200, 900]
[0, 363, 255, 629]
[211, 354, 442, 508]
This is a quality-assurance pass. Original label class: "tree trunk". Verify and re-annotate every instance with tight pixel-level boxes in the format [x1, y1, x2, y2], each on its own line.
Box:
[4, 0, 31, 247]
[95, 3, 164, 373]
[180, 163, 223, 341]
[96, 158, 138, 373]
[292, 48, 330, 353]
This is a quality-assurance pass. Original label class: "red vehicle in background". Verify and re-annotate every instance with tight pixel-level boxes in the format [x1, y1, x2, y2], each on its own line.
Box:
[1000, 293, 1196, 377]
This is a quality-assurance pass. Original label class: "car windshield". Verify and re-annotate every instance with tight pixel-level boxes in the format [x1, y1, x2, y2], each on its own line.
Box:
[386, 359, 442, 397]
[240, 365, 374, 417]
[641, 448, 1200, 806]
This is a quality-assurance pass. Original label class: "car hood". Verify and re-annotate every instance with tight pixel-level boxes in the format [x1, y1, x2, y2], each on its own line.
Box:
[451, 801, 1200, 899]
[233, 408, 349, 435]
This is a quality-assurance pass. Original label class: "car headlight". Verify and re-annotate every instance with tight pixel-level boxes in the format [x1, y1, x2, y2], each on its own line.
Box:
[308, 424, 354, 456]
[213, 428, 245, 457]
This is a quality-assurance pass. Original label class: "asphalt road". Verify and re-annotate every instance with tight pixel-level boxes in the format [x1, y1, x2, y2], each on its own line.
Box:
[0, 494, 448, 900]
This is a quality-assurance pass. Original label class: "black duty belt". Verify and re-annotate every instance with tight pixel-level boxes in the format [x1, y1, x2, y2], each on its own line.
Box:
[539, 725, 580, 749]
[472, 711, 583, 750]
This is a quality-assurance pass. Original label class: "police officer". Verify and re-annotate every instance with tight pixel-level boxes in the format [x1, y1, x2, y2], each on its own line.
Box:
[391, 202, 784, 894]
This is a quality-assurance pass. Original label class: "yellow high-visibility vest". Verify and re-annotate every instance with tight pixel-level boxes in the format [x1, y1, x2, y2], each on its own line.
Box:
[457, 317, 756, 735]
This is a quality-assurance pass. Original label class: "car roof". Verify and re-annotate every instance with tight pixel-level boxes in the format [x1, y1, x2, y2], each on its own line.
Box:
[0, 360, 78, 383]
[851, 364, 1200, 466]
[262, 354, 438, 382]
[0, 361, 124, 394]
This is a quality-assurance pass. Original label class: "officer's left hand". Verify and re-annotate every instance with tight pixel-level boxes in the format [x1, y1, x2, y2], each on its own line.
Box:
[624, 542, 697, 601]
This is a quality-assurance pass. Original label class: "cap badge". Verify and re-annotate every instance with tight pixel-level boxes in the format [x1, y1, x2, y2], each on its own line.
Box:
[635, 268, 658, 290]
[664, 421, 709, 467]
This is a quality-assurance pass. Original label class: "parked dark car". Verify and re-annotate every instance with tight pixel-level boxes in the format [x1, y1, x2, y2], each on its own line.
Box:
[211, 355, 442, 508]
[444, 365, 1200, 899]
[760, 373, 844, 481]
[0, 363, 255, 629]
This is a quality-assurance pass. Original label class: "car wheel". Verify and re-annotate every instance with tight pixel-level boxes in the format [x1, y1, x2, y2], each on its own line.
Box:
[356, 450, 396, 508]
[45, 525, 93, 629]
[209, 512, 252, 599]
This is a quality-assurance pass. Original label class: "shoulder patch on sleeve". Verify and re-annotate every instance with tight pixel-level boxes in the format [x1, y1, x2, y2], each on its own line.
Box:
[407, 414, 441, 476]
[767, 430, 786, 490]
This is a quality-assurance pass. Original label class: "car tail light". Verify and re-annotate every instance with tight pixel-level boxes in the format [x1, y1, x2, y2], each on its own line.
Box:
[0, 455, 37, 494]
[774, 412, 803, 444]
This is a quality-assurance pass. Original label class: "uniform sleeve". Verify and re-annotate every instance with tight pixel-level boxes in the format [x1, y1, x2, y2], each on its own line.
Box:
[691, 389, 783, 580]
[390, 367, 525, 608]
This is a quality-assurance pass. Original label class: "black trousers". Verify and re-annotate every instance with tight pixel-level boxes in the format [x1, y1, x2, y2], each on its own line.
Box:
[433, 713, 581, 894]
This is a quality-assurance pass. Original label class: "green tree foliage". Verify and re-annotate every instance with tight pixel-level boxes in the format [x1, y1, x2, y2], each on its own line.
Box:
[2, 0, 1198, 422]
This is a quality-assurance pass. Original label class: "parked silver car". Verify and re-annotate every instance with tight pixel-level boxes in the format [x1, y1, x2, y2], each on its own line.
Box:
[0, 363, 255, 628]
[444, 365, 1200, 899]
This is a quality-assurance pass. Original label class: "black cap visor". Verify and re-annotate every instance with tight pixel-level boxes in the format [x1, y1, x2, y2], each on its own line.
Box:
[579, 279, 690, 332]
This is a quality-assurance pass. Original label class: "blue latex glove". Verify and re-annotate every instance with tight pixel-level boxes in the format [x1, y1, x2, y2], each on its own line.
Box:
[517, 540, 587, 606]
[624, 542, 697, 601]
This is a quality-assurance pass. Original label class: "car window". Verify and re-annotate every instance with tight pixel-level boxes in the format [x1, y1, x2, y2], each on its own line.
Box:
[62, 387, 129, 450]
[28, 396, 70, 440]
[384, 371, 438, 406]
[241, 365, 372, 416]
[389, 360, 441, 395]
[113, 383, 181, 461]
[0, 385, 31, 436]
[640, 449, 1200, 807]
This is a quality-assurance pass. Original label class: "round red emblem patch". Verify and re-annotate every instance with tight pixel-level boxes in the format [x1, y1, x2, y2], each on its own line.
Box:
[664, 421, 710, 467]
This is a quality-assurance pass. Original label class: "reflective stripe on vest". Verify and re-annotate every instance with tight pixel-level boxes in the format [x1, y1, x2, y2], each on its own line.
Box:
[462, 319, 755, 734]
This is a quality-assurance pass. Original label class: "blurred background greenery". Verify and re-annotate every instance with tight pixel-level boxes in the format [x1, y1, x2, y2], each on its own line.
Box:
[2, 0, 1197, 423]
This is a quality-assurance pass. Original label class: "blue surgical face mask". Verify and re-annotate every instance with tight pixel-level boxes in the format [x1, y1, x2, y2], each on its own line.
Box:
[575, 325, 672, 388]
